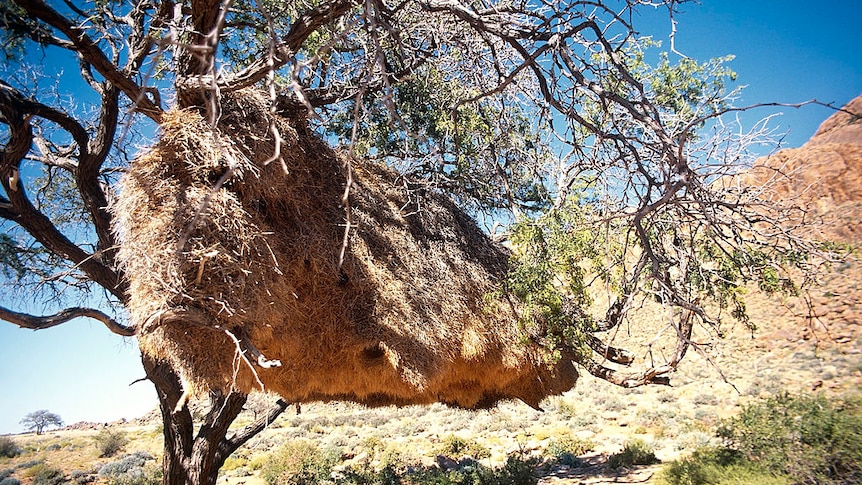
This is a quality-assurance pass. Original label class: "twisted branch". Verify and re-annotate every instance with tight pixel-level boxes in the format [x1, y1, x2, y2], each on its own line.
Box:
[0, 305, 135, 337]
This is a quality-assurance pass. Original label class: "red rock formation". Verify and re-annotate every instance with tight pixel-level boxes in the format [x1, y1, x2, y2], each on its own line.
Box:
[754, 95, 862, 242]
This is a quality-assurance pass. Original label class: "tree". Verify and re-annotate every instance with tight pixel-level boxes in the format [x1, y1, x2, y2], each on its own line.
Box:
[20, 410, 63, 435]
[0, 0, 842, 484]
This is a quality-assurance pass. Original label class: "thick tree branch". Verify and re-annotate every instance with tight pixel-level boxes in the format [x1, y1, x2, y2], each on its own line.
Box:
[217, 398, 288, 460]
[0, 305, 135, 336]
[13, 0, 163, 121]
[584, 359, 672, 387]
[77, 83, 119, 261]
[200, 0, 360, 94]
[0, 82, 127, 299]
[587, 335, 635, 365]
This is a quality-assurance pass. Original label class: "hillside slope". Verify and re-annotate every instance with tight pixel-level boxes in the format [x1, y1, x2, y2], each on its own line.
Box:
[743, 95, 862, 364]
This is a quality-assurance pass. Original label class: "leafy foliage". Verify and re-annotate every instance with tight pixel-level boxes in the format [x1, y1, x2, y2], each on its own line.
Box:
[262, 439, 340, 485]
[606, 439, 659, 469]
[0, 437, 19, 458]
[502, 196, 605, 362]
[717, 393, 862, 485]
[656, 447, 789, 485]
[658, 393, 862, 485]
[327, 66, 553, 214]
[94, 430, 128, 458]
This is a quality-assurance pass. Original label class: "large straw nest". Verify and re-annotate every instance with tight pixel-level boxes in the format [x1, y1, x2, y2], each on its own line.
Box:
[113, 89, 578, 409]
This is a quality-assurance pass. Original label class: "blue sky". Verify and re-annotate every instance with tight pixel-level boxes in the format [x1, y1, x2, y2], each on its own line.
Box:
[1, 0, 861, 434]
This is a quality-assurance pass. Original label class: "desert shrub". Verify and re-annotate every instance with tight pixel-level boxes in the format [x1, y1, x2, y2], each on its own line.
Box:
[340, 452, 536, 485]
[248, 453, 269, 470]
[23, 463, 64, 485]
[716, 392, 862, 485]
[98, 451, 157, 485]
[496, 454, 538, 485]
[0, 437, 20, 458]
[340, 462, 401, 485]
[391, 454, 537, 485]
[607, 439, 659, 469]
[543, 435, 593, 466]
[102, 463, 161, 485]
[13, 459, 43, 470]
[0, 477, 21, 485]
[437, 435, 490, 460]
[656, 446, 789, 485]
[95, 430, 129, 457]
[222, 456, 248, 471]
[691, 393, 718, 406]
[261, 439, 339, 485]
[69, 469, 95, 484]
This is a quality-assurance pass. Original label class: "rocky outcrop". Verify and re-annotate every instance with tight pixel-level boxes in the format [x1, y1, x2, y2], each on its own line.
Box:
[754, 95, 862, 242]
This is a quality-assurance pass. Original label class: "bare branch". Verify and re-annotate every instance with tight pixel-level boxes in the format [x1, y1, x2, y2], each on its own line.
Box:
[0, 304, 135, 336]
[0, 82, 127, 299]
[218, 398, 288, 459]
[199, 0, 360, 93]
[13, 0, 163, 121]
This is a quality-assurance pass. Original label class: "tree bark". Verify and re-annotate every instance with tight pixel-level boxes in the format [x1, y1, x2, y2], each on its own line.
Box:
[142, 355, 286, 485]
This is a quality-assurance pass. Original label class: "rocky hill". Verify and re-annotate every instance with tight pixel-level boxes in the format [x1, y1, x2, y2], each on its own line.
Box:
[749, 95, 862, 241]
[740, 95, 862, 363]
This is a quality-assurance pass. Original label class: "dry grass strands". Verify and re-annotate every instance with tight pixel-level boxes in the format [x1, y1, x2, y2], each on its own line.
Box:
[113, 90, 578, 410]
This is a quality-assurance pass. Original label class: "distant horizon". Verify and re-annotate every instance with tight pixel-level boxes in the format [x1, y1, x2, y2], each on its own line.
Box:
[1, 0, 860, 435]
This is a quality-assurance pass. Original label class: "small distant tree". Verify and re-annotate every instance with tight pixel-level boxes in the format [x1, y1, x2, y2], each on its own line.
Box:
[20, 410, 63, 435]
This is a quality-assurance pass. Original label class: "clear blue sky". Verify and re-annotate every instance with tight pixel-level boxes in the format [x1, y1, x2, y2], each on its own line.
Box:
[1, 0, 860, 435]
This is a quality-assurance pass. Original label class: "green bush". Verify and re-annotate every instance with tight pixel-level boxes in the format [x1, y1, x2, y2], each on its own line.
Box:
[98, 452, 160, 485]
[392, 454, 536, 485]
[717, 392, 862, 484]
[656, 447, 789, 485]
[607, 439, 659, 469]
[658, 393, 862, 485]
[340, 462, 401, 485]
[0, 477, 21, 485]
[23, 463, 64, 485]
[437, 435, 490, 460]
[543, 435, 593, 466]
[0, 437, 20, 458]
[338, 452, 537, 485]
[94, 430, 129, 457]
[261, 439, 339, 485]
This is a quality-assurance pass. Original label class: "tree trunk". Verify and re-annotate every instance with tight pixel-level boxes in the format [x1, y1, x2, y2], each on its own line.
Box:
[142, 355, 289, 485]
[143, 355, 246, 485]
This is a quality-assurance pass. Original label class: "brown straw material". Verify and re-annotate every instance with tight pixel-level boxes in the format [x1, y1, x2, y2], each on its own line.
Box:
[113, 90, 578, 409]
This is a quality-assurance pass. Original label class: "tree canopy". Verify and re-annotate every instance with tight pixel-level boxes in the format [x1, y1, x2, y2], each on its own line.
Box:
[20, 410, 63, 435]
[0, 0, 843, 483]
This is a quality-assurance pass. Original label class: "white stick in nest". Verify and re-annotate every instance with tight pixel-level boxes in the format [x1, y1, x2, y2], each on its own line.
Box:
[223, 325, 281, 393]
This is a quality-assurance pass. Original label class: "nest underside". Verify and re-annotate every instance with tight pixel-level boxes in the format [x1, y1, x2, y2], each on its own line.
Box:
[113, 90, 578, 410]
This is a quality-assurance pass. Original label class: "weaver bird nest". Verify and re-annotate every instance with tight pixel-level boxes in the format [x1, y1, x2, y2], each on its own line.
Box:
[113, 89, 580, 410]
